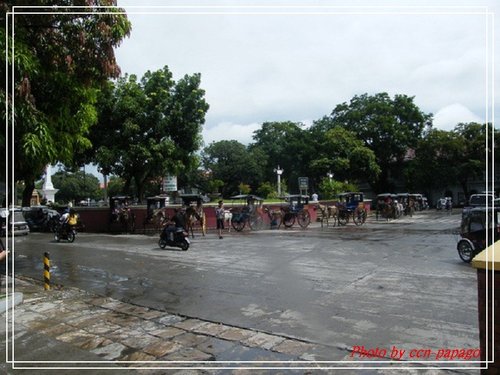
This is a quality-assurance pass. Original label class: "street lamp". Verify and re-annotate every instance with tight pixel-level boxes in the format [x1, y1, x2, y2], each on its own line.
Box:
[273, 165, 284, 196]
[327, 171, 334, 181]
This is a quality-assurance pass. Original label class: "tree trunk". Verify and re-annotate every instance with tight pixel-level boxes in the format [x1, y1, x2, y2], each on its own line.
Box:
[135, 177, 145, 204]
[460, 178, 469, 199]
[22, 179, 35, 207]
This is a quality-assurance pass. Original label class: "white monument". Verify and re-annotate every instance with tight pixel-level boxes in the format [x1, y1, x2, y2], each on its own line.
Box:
[41, 164, 58, 203]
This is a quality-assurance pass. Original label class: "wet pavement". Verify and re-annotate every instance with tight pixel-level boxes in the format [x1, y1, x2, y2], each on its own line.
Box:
[1, 210, 482, 373]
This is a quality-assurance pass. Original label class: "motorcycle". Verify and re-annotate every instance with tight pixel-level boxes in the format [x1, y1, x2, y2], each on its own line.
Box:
[159, 225, 190, 251]
[54, 223, 76, 243]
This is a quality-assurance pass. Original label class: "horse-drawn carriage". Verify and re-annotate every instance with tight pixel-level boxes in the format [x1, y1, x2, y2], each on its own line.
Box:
[143, 195, 170, 232]
[179, 194, 207, 237]
[457, 206, 500, 263]
[397, 193, 415, 217]
[229, 194, 265, 231]
[280, 194, 311, 228]
[337, 192, 367, 226]
[109, 196, 136, 233]
[375, 193, 399, 220]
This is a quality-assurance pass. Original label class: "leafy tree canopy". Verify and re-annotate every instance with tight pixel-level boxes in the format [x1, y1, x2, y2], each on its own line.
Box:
[250, 121, 312, 192]
[409, 122, 497, 198]
[309, 126, 380, 186]
[52, 170, 102, 204]
[314, 93, 432, 193]
[1, 1, 132, 206]
[202, 140, 265, 197]
[93, 66, 209, 202]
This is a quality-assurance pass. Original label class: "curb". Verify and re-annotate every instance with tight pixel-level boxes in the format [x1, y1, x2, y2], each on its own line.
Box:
[0, 292, 24, 314]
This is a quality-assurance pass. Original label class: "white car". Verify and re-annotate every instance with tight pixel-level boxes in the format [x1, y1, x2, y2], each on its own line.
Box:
[0, 208, 30, 236]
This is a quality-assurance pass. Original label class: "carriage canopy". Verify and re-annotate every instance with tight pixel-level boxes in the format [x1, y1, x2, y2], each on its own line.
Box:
[338, 192, 364, 210]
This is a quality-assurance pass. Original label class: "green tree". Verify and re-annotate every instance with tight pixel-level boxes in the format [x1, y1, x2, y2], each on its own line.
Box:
[410, 123, 498, 198]
[93, 67, 209, 202]
[318, 178, 358, 200]
[52, 170, 102, 204]
[201, 140, 265, 197]
[250, 121, 312, 192]
[454, 123, 496, 197]
[407, 129, 462, 195]
[308, 126, 380, 186]
[107, 176, 126, 198]
[1, 1, 132, 206]
[318, 93, 432, 193]
[256, 182, 275, 199]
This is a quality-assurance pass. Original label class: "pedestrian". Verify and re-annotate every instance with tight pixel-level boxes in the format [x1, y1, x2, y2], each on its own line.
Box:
[215, 200, 225, 239]
[0, 232, 8, 287]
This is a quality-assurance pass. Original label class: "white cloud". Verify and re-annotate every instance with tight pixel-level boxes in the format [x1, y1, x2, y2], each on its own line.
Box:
[202, 122, 261, 146]
[114, 1, 498, 143]
[433, 103, 484, 131]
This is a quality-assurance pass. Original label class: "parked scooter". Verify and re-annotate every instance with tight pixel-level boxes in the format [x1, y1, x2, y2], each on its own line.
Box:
[159, 225, 190, 251]
[54, 223, 76, 243]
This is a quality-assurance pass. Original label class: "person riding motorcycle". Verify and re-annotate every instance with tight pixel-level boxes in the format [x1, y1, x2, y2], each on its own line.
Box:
[164, 209, 185, 241]
[59, 208, 77, 235]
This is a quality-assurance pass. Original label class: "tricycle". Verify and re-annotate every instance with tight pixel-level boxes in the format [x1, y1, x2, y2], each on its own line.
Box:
[457, 206, 500, 263]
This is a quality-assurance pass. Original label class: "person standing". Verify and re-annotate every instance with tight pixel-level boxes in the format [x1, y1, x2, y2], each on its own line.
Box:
[1, 230, 8, 287]
[215, 200, 225, 239]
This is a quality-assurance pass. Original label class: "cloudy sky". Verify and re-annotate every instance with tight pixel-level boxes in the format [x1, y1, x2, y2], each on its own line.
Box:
[113, 0, 497, 146]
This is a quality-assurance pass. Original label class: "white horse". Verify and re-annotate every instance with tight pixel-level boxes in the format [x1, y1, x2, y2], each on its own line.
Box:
[224, 210, 233, 232]
[395, 201, 404, 218]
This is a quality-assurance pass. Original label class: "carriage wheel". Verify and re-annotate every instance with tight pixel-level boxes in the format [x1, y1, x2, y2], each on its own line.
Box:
[249, 215, 265, 231]
[337, 211, 348, 226]
[297, 210, 311, 228]
[457, 240, 475, 263]
[232, 217, 246, 232]
[283, 212, 295, 228]
[353, 207, 367, 226]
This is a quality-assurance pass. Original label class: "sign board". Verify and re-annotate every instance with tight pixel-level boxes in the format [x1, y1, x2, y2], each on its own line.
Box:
[163, 175, 177, 192]
[298, 177, 309, 190]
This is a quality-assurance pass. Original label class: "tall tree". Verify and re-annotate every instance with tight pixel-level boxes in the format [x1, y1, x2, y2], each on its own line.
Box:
[1, 1, 131, 206]
[409, 123, 498, 198]
[408, 129, 463, 196]
[317, 93, 432, 193]
[93, 67, 209, 202]
[52, 170, 103, 204]
[308, 126, 380, 186]
[250, 121, 312, 192]
[202, 140, 265, 197]
[454, 122, 496, 197]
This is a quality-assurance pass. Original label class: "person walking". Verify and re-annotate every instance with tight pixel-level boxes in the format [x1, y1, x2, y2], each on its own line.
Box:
[215, 200, 225, 239]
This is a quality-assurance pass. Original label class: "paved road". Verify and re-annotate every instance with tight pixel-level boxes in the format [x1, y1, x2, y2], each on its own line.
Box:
[10, 210, 479, 368]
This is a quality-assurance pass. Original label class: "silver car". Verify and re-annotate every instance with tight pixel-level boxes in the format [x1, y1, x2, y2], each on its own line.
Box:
[0, 208, 30, 236]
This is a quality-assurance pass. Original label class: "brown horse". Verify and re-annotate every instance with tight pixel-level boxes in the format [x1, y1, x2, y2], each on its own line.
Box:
[110, 207, 136, 233]
[315, 203, 329, 228]
[144, 208, 168, 233]
[327, 205, 339, 225]
[315, 203, 338, 227]
[184, 206, 206, 238]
